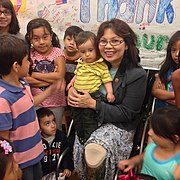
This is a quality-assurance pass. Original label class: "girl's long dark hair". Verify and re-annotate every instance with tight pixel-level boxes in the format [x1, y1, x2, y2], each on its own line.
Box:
[159, 31, 180, 83]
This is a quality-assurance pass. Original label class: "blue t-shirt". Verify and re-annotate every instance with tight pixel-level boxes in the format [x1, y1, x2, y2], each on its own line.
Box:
[141, 142, 180, 180]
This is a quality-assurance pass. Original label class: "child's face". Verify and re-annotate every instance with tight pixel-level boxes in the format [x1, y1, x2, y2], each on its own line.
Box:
[40, 114, 57, 138]
[78, 39, 97, 63]
[0, 6, 12, 32]
[30, 27, 53, 56]
[64, 35, 78, 54]
[3, 156, 22, 180]
[148, 128, 173, 147]
[171, 40, 180, 64]
[17, 55, 30, 77]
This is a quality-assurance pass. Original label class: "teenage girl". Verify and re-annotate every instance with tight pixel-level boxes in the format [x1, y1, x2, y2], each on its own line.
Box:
[118, 107, 180, 180]
[152, 31, 180, 108]
[25, 18, 66, 130]
[0, 138, 22, 180]
[0, 0, 24, 40]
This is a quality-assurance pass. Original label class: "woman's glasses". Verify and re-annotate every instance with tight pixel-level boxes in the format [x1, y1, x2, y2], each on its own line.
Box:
[0, 10, 11, 16]
[99, 38, 124, 46]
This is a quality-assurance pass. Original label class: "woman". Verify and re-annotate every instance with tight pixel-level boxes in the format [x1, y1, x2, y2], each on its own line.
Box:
[68, 18, 147, 180]
[0, 0, 24, 40]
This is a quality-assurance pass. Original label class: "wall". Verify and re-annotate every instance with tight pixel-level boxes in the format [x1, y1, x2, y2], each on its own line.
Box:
[12, 0, 180, 68]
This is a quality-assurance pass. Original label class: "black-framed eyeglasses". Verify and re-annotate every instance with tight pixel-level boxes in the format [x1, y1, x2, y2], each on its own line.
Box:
[99, 39, 124, 46]
[0, 10, 11, 16]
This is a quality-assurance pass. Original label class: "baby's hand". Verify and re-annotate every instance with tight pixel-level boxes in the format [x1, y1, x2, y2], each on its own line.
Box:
[63, 169, 72, 177]
[107, 93, 115, 103]
[117, 159, 135, 173]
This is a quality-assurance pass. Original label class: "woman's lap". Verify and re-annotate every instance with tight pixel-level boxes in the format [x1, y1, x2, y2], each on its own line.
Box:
[73, 123, 135, 180]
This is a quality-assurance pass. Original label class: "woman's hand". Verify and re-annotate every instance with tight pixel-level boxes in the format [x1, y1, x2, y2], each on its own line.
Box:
[68, 87, 96, 109]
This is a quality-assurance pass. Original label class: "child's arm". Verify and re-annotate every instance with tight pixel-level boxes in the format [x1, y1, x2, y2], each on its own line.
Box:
[117, 153, 144, 172]
[25, 76, 50, 87]
[66, 75, 76, 91]
[174, 164, 180, 180]
[152, 74, 175, 101]
[33, 79, 64, 106]
[31, 56, 65, 83]
[0, 130, 10, 139]
[104, 81, 115, 103]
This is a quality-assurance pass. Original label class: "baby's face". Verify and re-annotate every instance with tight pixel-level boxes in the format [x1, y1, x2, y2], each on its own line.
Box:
[78, 39, 97, 64]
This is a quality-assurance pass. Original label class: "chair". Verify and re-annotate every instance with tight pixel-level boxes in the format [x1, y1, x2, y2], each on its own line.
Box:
[56, 120, 74, 180]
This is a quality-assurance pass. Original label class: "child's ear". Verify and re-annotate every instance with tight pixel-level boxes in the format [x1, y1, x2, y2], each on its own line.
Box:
[12, 61, 20, 72]
[174, 135, 180, 143]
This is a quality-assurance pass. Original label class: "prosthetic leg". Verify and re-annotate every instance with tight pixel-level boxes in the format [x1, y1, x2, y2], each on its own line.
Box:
[85, 143, 107, 180]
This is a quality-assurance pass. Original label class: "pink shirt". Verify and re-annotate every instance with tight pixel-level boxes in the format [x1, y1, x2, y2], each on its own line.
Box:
[30, 47, 66, 107]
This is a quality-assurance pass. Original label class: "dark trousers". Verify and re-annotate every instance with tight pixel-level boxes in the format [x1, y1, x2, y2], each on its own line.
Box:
[72, 91, 103, 144]
[22, 162, 42, 180]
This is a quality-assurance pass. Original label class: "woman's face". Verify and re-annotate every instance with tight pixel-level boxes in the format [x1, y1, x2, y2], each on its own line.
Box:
[0, 6, 12, 32]
[98, 28, 128, 68]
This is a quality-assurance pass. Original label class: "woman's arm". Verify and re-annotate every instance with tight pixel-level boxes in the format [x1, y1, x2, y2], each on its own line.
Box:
[68, 68, 147, 124]
[31, 56, 66, 83]
[152, 74, 175, 101]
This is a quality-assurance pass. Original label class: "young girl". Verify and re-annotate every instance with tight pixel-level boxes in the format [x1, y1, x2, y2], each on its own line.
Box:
[118, 107, 180, 180]
[172, 53, 180, 108]
[0, 0, 24, 40]
[67, 31, 115, 144]
[0, 138, 22, 180]
[25, 18, 66, 130]
[152, 31, 180, 108]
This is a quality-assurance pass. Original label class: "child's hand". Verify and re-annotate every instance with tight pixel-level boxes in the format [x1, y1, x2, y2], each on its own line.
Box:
[107, 93, 115, 103]
[62, 169, 72, 177]
[117, 159, 136, 173]
[48, 79, 65, 93]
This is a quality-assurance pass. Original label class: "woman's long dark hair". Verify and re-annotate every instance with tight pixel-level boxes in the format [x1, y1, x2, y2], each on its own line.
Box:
[159, 31, 180, 84]
[0, 0, 20, 34]
[97, 18, 140, 70]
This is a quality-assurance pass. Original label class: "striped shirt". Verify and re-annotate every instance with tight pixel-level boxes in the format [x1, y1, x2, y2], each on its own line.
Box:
[30, 47, 66, 107]
[0, 78, 44, 169]
[74, 58, 112, 93]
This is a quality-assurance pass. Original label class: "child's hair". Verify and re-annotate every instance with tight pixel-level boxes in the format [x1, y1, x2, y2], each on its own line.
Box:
[151, 106, 180, 144]
[75, 31, 100, 58]
[159, 31, 180, 83]
[0, 138, 13, 180]
[25, 18, 61, 48]
[0, 34, 29, 75]
[63, 25, 83, 39]
[36, 107, 55, 123]
[0, 0, 20, 34]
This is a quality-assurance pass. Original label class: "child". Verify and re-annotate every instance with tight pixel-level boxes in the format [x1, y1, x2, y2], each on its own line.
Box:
[0, 34, 61, 179]
[62, 25, 83, 132]
[36, 107, 74, 179]
[25, 18, 66, 130]
[118, 106, 180, 180]
[152, 31, 180, 108]
[63, 25, 83, 87]
[67, 31, 115, 144]
[172, 53, 180, 108]
[0, 138, 22, 180]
